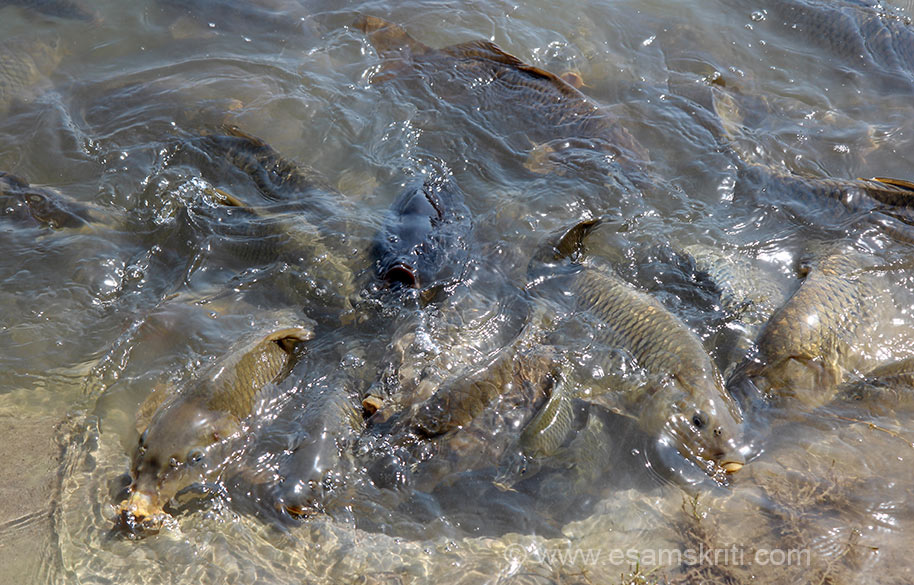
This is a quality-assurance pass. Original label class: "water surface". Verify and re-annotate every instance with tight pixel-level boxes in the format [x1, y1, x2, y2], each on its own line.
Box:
[2, 0, 914, 583]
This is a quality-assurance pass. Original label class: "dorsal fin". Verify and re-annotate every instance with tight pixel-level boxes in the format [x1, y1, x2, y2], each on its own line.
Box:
[443, 40, 591, 99]
[868, 177, 914, 192]
[221, 124, 269, 148]
[353, 15, 432, 58]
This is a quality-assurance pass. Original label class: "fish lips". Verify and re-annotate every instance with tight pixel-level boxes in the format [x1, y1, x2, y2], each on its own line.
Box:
[115, 490, 169, 537]
[381, 260, 420, 288]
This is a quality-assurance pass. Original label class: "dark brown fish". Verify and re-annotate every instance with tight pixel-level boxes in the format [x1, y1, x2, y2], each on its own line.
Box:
[0, 171, 110, 230]
[167, 128, 358, 311]
[354, 15, 647, 180]
[177, 126, 334, 205]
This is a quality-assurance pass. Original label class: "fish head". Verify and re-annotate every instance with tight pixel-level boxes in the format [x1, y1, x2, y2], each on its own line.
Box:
[660, 374, 747, 480]
[374, 178, 469, 293]
[119, 398, 240, 530]
[25, 36, 65, 75]
[274, 428, 342, 517]
[274, 395, 362, 518]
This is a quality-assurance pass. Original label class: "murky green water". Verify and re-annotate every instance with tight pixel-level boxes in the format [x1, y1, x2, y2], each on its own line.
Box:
[3, 0, 914, 583]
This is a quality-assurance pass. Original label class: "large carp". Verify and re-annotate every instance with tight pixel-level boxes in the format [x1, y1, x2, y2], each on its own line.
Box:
[165, 127, 359, 313]
[266, 374, 365, 518]
[729, 245, 892, 407]
[566, 266, 746, 482]
[406, 265, 746, 483]
[739, 0, 914, 90]
[373, 173, 471, 294]
[354, 15, 647, 183]
[117, 323, 312, 535]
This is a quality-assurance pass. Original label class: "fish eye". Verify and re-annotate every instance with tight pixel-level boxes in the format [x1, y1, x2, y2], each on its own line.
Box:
[187, 449, 204, 466]
[169, 457, 179, 469]
[691, 412, 708, 430]
[713, 427, 722, 437]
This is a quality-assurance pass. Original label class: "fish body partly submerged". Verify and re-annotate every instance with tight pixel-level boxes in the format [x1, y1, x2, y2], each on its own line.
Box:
[679, 243, 788, 369]
[837, 356, 914, 415]
[168, 127, 359, 312]
[269, 377, 364, 518]
[0, 0, 95, 21]
[354, 15, 647, 180]
[569, 267, 746, 481]
[373, 173, 471, 293]
[731, 246, 889, 407]
[0, 171, 110, 230]
[0, 36, 62, 113]
[118, 324, 312, 534]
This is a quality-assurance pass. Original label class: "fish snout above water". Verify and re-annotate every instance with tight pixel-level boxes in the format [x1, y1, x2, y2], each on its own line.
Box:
[569, 267, 747, 481]
[115, 325, 311, 535]
[119, 399, 241, 533]
[659, 382, 747, 479]
[374, 174, 471, 293]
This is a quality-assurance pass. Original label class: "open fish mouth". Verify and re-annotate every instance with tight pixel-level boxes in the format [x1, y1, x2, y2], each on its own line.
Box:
[383, 261, 419, 288]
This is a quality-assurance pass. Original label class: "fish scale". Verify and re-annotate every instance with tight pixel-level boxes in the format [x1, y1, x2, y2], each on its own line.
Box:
[567, 267, 745, 480]
[204, 335, 293, 419]
[733, 247, 889, 406]
[0, 36, 62, 113]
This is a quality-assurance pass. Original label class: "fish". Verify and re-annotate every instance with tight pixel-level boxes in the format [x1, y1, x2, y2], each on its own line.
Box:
[0, 0, 96, 21]
[177, 126, 336, 208]
[568, 266, 746, 481]
[168, 127, 358, 311]
[737, 165, 914, 244]
[746, 0, 914, 88]
[700, 77, 914, 243]
[373, 173, 471, 293]
[408, 341, 555, 440]
[353, 15, 647, 182]
[157, 0, 312, 38]
[0, 36, 63, 113]
[730, 246, 890, 407]
[117, 324, 313, 535]
[680, 243, 788, 369]
[493, 370, 579, 490]
[0, 171, 109, 230]
[269, 378, 364, 518]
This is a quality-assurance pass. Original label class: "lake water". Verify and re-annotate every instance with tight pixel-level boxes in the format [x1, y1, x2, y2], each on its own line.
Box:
[2, 0, 914, 583]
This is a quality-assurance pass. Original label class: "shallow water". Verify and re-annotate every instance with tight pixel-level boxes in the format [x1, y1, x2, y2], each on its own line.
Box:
[3, 0, 914, 583]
